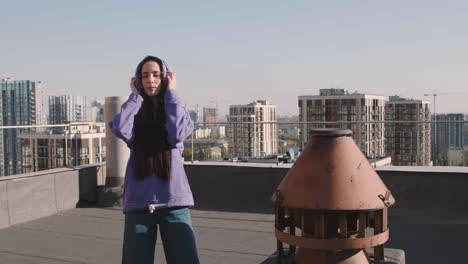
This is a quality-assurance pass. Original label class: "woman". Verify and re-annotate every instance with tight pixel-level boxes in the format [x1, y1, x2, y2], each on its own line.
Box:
[109, 55, 199, 264]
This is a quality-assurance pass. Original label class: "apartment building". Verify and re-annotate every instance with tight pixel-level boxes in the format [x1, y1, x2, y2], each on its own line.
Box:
[49, 95, 90, 133]
[0, 78, 45, 176]
[432, 113, 465, 163]
[298, 88, 385, 158]
[18, 123, 106, 172]
[227, 100, 277, 158]
[385, 96, 431, 166]
[203, 107, 218, 126]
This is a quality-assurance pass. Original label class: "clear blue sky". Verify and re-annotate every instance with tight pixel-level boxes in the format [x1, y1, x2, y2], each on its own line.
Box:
[2, 0, 467, 117]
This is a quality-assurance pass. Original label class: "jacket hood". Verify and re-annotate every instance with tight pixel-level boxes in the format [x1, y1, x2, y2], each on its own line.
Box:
[134, 55, 171, 93]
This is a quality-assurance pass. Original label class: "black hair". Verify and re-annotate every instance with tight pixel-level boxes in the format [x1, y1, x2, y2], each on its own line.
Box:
[133, 57, 171, 181]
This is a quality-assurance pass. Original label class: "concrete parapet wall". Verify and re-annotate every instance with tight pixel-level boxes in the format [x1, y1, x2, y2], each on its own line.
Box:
[185, 164, 288, 213]
[376, 167, 468, 218]
[0, 168, 80, 229]
[1, 162, 467, 230]
[185, 163, 468, 218]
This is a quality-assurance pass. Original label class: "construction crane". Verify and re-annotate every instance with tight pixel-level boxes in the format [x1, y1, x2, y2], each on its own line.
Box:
[424, 91, 451, 118]
[423, 91, 451, 165]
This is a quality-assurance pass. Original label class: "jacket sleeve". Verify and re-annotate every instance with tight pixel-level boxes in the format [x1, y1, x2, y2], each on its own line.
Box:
[108, 93, 143, 146]
[164, 90, 194, 146]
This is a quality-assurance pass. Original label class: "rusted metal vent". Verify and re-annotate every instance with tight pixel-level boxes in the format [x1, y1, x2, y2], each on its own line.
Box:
[271, 128, 395, 264]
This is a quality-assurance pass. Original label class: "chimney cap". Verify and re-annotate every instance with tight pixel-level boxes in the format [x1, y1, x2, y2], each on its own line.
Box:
[272, 131, 394, 210]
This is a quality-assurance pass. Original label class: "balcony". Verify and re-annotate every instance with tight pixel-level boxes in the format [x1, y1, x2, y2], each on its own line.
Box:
[0, 163, 468, 263]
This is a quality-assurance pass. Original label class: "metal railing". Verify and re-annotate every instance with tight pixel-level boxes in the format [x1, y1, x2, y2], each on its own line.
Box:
[0, 120, 467, 176]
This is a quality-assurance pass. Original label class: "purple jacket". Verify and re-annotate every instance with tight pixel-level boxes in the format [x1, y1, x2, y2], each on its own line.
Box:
[108, 91, 194, 213]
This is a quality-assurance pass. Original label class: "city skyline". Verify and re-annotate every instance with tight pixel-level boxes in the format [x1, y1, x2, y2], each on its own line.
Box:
[3, 77, 467, 121]
[1, 78, 467, 176]
[1, 0, 467, 117]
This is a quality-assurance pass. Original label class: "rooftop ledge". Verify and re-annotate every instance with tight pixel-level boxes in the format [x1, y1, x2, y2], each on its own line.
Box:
[185, 161, 468, 173]
[184, 161, 294, 168]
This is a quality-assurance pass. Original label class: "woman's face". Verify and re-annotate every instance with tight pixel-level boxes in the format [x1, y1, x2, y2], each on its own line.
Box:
[141, 61, 162, 97]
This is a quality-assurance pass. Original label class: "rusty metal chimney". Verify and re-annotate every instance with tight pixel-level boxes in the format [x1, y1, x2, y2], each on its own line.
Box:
[272, 128, 395, 264]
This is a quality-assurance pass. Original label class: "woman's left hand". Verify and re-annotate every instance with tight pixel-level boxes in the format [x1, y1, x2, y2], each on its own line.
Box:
[166, 72, 176, 90]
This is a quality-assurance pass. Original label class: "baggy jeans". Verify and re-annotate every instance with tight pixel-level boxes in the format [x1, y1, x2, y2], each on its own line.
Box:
[121, 207, 200, 264]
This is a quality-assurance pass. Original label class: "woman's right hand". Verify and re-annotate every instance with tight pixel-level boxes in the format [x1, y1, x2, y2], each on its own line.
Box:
[130, 77, 138, 94]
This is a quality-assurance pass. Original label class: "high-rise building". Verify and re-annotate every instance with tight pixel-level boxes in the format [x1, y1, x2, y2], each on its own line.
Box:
[18, 123, 106, 172]
[0, 78, 45, 176]
[227, 100, 277, 158]
[90, 100, 104, 123]
[447, 147, 464, 166]
[203, 107, 218, 126]
[298, 88, 385, 158]
[49, 95, 90, 125]
[189, 110, 198, 123]
[211, 126, 226, 139]
[464, 114, 468, 147]
[432, 113, 465, 164]
[385, 96, 431, 166]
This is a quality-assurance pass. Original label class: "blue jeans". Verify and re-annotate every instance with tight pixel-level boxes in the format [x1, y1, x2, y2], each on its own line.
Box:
[121, 207, 200, 264]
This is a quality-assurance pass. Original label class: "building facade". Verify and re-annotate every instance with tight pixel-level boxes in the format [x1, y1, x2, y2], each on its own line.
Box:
[298, 88, 385, 159]
[227, 100, 277, 158]
[90, 100, 104, 123]
[447, 147, 465, 166]
[0, 78, 45, 176]
[385, 96, 431, 166]
[203, 107, 218, 126]
[281, 127, 301, 138]
[183, 139, 228, 161]
[18, 123, 106, 172]
[189, 110, 199, 123]
[194, 128, 212, 139]
[193, 126, 226, 140]
[432, 113, 465, 164]
[211, 126, 226, 139]
[49, 95, 90, 126]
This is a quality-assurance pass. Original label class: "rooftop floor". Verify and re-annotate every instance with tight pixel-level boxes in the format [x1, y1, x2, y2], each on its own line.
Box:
[1, 207, 467, 264]
[0, 207, 275, 264]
